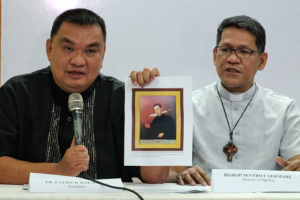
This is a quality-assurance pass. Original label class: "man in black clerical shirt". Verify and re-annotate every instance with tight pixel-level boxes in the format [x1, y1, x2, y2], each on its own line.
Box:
[144, 103, 176, 140]
[0, 8, 168, 184]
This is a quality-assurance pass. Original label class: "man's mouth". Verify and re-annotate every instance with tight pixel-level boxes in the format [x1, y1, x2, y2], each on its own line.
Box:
[67, 71, 85, 78]
[225, 68, 241, 73]
[68, 71, 85, 75]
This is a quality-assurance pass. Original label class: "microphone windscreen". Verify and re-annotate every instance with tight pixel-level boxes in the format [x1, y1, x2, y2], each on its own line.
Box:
[68, 93, 84, 111]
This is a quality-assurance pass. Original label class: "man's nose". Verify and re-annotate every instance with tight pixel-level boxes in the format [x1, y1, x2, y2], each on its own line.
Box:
[70, 51, 86, 66]
[227, 50, 241, 63]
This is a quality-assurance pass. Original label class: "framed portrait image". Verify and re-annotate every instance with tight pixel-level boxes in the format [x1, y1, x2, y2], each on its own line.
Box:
[124, 76, 192, 166]
[132, 88, 183, 151]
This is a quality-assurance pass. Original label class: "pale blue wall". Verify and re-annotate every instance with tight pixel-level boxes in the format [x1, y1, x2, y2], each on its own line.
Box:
[2, 0, 300, 102]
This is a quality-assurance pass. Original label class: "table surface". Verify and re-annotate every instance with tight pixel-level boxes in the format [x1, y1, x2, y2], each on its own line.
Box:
[1, 183, 300, 200]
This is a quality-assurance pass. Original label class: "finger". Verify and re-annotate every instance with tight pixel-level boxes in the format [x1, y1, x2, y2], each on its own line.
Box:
[283, 160, 299, 171]
[68, 147, 88, 158]
[74, 160, 89, 169]
[201, 173, 211, 186]
[142, 68, 151, 85]
[71, 155, 89, 168]
[136, 71, 146, 87]
[76, 156, 90, 165]
[73, 150, 89, 158]
[190, 173, 207, 186]
[75, 164, 89, 172]
[150, 68, 160, 80]
[276, 156, 289, 167]
[130, 71, 138, 85]
[177, 174, 185, 185]
[182, 173, 196, 186]
[195, 166, 211, 185]
[283, 165, 296, 171]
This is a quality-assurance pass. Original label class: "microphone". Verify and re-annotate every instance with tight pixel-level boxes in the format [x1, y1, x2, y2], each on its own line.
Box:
[68, 93, 84, 145]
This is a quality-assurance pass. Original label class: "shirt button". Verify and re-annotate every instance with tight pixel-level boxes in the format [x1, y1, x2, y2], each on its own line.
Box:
[235, 131, 239, 135]
[235, 154, 239, 159]
[67, 116, 72, 122]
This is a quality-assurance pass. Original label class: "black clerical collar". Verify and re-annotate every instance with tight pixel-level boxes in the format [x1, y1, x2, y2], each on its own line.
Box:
[217, 81, 256, 102]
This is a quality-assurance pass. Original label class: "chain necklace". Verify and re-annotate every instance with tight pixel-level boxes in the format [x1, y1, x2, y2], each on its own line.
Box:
[216, 84, 257, 162]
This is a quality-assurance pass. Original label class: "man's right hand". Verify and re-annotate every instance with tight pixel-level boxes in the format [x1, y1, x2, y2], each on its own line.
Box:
[157, 132, 164, 138]
[144, 122, 150, 128]
[130, 68, 160, 87]
[178, 165, 211, 186]
[56, 137, 90, 176]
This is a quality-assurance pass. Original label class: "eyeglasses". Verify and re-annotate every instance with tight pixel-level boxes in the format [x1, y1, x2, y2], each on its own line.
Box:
[215, 46, 260, 58]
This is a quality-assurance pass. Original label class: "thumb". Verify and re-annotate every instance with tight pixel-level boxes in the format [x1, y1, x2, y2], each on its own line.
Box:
[70, 137, 76, 147]
[130, 71, 138, 85]
[276, 156, 289, 167]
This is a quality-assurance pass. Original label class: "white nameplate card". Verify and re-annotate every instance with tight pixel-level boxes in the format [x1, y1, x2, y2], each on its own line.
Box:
[29, 173, 123, 193]
[212, 169, 300, 193]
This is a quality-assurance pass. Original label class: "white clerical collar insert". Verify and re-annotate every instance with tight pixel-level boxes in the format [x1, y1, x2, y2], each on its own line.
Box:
[228, 93, 243, 101]
[29, 173, 123, 193]
[217, 81, 256, 102]
[211, 169, 300, 193]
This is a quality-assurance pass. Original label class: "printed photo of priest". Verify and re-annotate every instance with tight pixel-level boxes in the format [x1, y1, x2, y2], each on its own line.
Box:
[139, 96, 176, 143]
[131, 88, 183, 150]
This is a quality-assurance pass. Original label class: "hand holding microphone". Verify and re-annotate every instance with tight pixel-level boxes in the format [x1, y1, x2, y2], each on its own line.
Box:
[57, 137, 89, 176]
[56, 93, 89, 176]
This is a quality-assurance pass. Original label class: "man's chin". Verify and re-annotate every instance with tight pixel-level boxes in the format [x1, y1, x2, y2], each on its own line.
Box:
[222, 82, 253, 93]
[64, 84, 87, 93]
[221, 81, 244, 92]
[221, 79, 239, 86]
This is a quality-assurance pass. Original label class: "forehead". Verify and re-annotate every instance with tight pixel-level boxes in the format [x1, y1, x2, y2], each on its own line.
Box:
[53, 22, 104, 44]
[154, 105, 161, 110]
[219, 27, 257, 49]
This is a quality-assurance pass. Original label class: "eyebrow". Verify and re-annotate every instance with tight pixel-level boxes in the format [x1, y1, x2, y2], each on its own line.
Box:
[220, 43, 252, 49]
[87, 42, 101, 48]
[58, 37, 101, 48]
[59, 37, 74, 45]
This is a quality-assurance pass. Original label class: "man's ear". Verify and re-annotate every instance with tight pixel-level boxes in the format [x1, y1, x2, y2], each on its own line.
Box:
[98, 45, 106, 70]
[258, 52, 268, 71]
[213, 48, 217, 66]
[46, 39, 52, 61]
[102, 45, 106, 60]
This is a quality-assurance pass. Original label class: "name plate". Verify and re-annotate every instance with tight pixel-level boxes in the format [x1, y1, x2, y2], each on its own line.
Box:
[211, 169, 300, 193]
[29, 173, 123, 193]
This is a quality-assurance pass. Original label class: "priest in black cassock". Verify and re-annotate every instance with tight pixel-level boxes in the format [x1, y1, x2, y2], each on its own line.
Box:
[144, 104, 176, 140]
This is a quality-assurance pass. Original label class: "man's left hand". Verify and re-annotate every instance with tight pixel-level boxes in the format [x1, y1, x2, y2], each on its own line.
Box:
[130, 68, 160, 87]
[276, 156, 300, 171]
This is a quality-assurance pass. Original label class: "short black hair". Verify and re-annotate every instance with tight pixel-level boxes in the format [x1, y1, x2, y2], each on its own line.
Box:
[50, 8, 106, 43]
[216, 15, 266, 53]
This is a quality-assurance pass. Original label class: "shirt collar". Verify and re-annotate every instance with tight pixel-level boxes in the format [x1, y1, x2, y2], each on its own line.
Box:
[217, 81, 256, 102]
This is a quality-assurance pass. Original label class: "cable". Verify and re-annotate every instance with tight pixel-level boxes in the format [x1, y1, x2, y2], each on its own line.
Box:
[84, 174, 144, 200]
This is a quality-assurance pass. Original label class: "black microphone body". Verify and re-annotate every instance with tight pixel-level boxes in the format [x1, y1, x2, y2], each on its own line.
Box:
[68, 93, 84, 145]
[71, 109, 83, 145]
